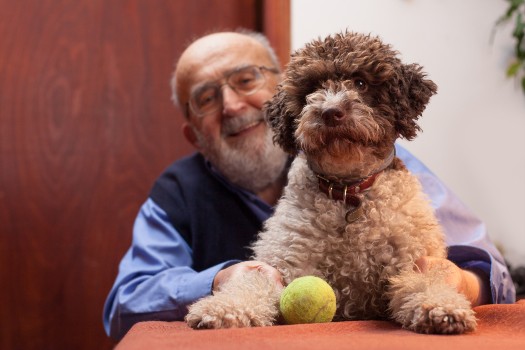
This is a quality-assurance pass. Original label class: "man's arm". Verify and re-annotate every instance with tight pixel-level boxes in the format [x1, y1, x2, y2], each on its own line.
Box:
[415, 256, 491, 306]
[102, 199, 239, 340]
[396, 144, 516, 304]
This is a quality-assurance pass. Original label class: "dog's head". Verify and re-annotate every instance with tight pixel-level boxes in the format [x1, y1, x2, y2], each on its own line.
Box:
[265, 32, 437, 163]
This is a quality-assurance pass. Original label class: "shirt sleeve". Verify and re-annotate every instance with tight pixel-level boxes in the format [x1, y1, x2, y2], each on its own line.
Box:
[395, 144, 516, 304]
[102, 198, 240, 340]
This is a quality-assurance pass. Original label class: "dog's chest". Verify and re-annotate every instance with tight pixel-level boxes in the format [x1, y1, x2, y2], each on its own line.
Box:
[293, 164, 441, 287]
[306, 183, 427, 317]
[259, 156, 444, 309]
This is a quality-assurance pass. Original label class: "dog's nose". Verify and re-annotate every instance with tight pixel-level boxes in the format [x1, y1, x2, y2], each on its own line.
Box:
[321, 107, 346, 126]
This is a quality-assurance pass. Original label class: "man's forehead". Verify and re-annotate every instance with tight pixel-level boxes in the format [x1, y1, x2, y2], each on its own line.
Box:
[175, 33, 274, 103]
[184, 34, 267, 64]
[184, 45, 271, 86]
[187, 32, 261, 55]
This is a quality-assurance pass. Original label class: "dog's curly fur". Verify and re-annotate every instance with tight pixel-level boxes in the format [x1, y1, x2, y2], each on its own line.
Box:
[185, 32, 477, 334]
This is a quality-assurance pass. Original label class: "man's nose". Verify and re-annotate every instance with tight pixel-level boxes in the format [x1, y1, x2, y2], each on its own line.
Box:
[221, 85, 246, 116]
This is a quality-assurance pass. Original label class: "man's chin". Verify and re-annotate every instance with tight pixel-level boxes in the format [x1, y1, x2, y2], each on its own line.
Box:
[211, 145, 287, 193]
[198, 125, 287, 193]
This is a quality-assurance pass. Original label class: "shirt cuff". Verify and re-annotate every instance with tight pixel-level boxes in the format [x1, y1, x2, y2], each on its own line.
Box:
[181, 260, 241, 304]
[447, 245, 515, 304]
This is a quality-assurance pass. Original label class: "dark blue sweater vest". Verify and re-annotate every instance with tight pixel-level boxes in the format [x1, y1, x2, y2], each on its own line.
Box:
[149, 153, 263, 272]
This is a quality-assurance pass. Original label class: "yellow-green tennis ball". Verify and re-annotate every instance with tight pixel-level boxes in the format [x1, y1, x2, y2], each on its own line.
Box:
[279, 276, 336, 324]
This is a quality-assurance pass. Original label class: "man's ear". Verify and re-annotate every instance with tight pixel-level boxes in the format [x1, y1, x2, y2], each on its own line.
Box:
[182, 123, 200, 150]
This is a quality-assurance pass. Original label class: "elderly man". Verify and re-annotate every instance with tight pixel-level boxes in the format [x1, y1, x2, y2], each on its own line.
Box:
[103, 30, 515, 340]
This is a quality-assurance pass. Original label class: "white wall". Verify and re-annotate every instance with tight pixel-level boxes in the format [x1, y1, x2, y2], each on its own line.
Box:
[291, 0, 525, 266]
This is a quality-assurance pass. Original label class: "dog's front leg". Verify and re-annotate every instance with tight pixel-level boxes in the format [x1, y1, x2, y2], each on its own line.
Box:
[185, 269, 282, 329]
[387, 268, 477, 334]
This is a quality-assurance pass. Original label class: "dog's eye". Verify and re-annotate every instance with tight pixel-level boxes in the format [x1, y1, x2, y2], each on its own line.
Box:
[354, 78, 367, 91]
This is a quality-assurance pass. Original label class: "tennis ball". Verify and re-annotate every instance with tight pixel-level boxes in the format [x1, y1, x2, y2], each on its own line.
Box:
[279, 276, 336, 324]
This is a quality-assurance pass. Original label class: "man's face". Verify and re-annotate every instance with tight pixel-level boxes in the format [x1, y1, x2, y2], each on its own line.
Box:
[175, 33, 287, 192]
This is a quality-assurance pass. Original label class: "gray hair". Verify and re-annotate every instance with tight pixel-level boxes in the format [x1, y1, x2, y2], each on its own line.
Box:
[170, 29, 281, 112]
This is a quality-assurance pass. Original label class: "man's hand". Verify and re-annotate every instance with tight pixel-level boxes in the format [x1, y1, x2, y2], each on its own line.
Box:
[213, 261, 284, 292]
[415, 256, 490, 306]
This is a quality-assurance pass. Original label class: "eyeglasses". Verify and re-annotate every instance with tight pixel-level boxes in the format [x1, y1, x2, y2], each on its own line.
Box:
[187, 65, 279, 117]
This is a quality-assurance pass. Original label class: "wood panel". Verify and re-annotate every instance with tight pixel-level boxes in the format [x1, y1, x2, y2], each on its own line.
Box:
[0, 1, 289, 349]
[262, 0, 291, 68]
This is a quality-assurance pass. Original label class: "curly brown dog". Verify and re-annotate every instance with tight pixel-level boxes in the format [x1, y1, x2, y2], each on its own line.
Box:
[185, 32, 477, 334]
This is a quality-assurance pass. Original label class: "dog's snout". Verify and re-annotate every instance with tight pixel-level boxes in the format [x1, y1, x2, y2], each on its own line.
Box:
[321, 107, 346, 126]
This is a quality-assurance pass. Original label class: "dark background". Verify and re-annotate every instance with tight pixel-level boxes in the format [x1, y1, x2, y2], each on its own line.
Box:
[0, 1, 290, 349]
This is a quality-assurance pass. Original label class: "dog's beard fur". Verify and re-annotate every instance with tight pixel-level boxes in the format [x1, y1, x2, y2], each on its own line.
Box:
[295, 82, 394, 178]
[193, 111, 288, 193]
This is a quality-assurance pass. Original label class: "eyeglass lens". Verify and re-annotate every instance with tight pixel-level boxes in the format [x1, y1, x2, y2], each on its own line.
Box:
[190, 66, 265, 116]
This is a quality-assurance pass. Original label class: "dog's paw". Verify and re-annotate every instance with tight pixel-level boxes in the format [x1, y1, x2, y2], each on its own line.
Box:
[185, 297, 248, 329]
[186, 309, 246, 329]
[185, 301, 222, 329]
[185, 269, 282, 329]
[407, 303, 477, 334]
[388, 268, 477, 334]
[185, 295, 276, 329]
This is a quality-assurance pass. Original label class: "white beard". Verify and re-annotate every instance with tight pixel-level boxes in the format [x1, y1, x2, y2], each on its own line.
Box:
[193, 113, 288, 193]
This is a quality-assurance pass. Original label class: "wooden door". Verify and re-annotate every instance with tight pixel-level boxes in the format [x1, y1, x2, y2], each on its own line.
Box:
[0, 1, 289, 349]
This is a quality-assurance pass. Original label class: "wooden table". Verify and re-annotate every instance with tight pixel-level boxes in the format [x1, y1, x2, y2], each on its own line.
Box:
[116, 300, 525, 350]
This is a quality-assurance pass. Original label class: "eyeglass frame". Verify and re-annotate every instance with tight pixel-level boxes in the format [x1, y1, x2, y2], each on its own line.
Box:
[185, 65, 280, 118]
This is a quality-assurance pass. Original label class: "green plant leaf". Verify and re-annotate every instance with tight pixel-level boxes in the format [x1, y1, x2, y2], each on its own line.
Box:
[513, 13, 524, 38]
[506, 61, 522, 76]
[497, 0, 525, 93]
[507, 0, 525, 18]
[497, 0, 523, 24]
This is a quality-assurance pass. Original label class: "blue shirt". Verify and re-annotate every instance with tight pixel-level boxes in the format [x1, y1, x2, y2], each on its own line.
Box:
[103, 144, 516, 340]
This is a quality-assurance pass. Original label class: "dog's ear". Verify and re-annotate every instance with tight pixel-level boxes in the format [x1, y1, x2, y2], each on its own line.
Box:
[394, 63, 438, 140]
[264, 86, 299, 155]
